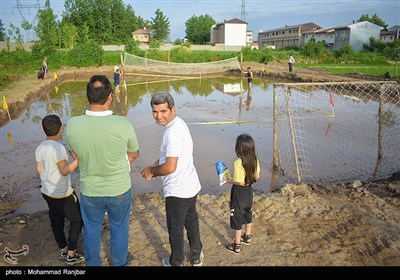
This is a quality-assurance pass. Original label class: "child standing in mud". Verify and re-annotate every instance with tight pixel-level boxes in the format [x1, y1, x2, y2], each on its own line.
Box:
[35, 114, 84, 266]
[226, 133, 260, 254]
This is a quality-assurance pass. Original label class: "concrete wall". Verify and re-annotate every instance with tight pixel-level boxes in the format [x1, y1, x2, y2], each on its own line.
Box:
[0, 42, 242, 52]
[0, 42, 33, 51]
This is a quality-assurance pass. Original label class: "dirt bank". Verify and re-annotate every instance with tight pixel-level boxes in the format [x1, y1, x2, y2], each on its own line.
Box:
[0, 179, 399, 267]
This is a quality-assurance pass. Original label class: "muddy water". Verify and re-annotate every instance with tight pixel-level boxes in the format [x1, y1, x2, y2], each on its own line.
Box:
[0, 77, 275, 214]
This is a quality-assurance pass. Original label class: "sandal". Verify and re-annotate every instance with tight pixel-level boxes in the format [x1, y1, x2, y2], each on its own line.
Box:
[226, 242, 241, 254]
[240, 234, 252, 245]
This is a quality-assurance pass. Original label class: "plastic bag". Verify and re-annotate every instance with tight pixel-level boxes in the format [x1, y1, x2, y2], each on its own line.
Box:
[215, 161, 231, 186]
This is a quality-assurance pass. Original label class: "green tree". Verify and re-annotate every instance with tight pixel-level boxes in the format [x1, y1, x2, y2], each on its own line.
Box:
[0, 19, 6, 41]
[61, 21, 78, 49]
[63, 0, 94, 42]
[63, 0, 146, 44]
[20, 20, 33, 42]
[110, 0, 127, 43]
[76, 22, 91, 46]
[35, 0, 58, 51]
[185, 14, 215, 44]
[384, 39, 400, 75]
[359, 13, 388, 30]
[364, 37, 386, 52]
[7, 23, 24, 50]
[123, 4, 148, 43]
[151, 9, 170, 42]
[91, 0, 113, 43]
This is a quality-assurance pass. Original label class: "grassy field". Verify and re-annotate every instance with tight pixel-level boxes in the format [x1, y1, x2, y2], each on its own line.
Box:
[298, 63, 399, 78]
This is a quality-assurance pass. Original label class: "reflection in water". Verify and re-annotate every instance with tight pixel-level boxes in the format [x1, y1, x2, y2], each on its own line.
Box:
[2, 78, 394, 214]
[0, 77, 273, 214]
[114, 91, 128, 116]
[246, 90, 253, 111]
[7, 131, 13, 146]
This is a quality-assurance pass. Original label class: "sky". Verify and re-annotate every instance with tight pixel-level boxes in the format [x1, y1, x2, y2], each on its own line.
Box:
[1, 0, 399, 42]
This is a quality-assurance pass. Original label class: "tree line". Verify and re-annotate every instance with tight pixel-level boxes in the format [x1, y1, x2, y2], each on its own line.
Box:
[0, 0, 396, 50]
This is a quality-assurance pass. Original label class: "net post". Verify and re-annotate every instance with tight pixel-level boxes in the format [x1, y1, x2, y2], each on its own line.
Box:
[285, 85, 301, 183]
[271, 84, 279, 191]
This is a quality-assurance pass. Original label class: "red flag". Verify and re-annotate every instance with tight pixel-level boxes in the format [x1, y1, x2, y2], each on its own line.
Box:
[329, 92, 334, 107]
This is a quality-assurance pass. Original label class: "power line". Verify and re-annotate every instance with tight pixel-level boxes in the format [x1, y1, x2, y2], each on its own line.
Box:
[12, 0, 41, 41]
[12, 0, 41, 24]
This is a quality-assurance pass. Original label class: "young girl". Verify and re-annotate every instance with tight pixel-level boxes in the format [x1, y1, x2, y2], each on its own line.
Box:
[226, 133, 260, 254]
[42, 56, 48, 79]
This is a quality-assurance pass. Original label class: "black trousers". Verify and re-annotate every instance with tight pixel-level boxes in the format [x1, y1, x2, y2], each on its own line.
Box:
[165, 194, 203, 266]
[229, 185, 253, 230]
[42, 192, 83, 251]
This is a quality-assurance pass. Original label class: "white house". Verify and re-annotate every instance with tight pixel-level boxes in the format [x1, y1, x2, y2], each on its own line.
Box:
[380, 25, 400, 43]
[211, 18, 247, 47]
[258, 22, 322, 49]
[303, 28, 335, 50]
[334, 21, 382, 51]
[246, 30, 253, 46]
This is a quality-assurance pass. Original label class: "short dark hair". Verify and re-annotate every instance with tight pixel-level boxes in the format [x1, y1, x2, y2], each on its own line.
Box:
[150, 91, 175, 109]
[86, 75, 113, 105]
[42, 114, 62, 136]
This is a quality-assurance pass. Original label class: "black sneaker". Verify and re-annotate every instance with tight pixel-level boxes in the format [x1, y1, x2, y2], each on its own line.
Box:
[65, 253, 85, 266]
[191, 251, 204, 267]
[58, 251, 68, 260]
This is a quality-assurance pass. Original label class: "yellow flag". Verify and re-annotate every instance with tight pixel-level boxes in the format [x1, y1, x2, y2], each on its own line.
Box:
[2, 96, 8, 111]
[7, 131, 13, 146]
[54, 86, 59, 93]
[54, 72, 58, 80]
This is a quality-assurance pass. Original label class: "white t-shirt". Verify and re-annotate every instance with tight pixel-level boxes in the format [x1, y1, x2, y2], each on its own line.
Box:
[35, 140, 74, 198]
[159, 116, 201, 198]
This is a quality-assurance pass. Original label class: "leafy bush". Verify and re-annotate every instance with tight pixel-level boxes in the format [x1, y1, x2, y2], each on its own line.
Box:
[125, 39, 140, 54]
[334, 45, 355, 61]
[173, 39, 182, 45]
[300, 41, 329, 58]
[242, 47, 273, 63]
[67, 40, 103, 67]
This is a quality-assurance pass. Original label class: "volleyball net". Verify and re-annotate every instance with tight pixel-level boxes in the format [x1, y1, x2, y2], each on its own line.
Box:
[123, 52, 241, 76]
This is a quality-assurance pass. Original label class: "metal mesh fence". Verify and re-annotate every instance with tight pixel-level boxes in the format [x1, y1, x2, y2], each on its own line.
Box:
[271, 81, 400, 189]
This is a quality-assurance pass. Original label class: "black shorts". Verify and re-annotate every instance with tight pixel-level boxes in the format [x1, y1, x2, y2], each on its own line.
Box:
[229, 184, 253, 230]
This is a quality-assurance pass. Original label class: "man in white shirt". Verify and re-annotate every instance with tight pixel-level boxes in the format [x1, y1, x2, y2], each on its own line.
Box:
[288, 55, 295, 72]
[141, 91, 204, 267]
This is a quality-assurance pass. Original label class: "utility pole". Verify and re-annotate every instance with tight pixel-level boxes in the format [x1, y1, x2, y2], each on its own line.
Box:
[240, 0, 247, 22]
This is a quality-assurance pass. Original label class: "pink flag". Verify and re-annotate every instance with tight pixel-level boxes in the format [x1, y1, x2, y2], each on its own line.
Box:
[329, 92, 334, 107]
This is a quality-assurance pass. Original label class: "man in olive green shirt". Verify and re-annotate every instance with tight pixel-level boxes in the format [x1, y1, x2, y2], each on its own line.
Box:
[66, 75, 139, 266]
